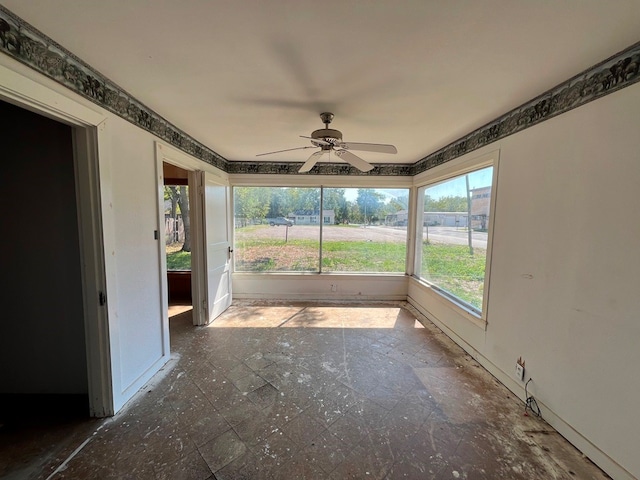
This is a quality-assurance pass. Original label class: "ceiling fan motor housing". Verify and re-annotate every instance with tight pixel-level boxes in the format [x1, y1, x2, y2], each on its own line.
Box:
[311, 128, 342, 148]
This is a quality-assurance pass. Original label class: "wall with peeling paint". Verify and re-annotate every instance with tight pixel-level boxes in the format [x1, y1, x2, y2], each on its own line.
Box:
[409, 81, 640, 480]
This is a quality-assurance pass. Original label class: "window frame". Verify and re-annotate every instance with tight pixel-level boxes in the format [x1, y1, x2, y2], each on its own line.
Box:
[412, 151, 499, 323]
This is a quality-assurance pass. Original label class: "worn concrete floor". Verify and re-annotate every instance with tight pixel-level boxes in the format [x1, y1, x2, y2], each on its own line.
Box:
[1, 302, 610, 479]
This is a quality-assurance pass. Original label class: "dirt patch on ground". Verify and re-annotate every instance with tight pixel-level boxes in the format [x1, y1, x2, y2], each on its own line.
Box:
[236, 224, 407, 243]
[235, 244, 318, 271]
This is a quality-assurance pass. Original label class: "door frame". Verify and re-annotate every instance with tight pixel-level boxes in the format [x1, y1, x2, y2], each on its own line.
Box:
[0, 62, 113, 416]
[154, 143, 229, 326]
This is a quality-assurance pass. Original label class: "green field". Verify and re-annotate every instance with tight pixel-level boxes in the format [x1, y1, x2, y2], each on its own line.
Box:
[167, 239, 485, 310]
[420, 244, 486, 310]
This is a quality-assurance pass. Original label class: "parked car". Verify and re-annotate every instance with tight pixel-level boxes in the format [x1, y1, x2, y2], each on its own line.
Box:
[269, 217, 293, 226]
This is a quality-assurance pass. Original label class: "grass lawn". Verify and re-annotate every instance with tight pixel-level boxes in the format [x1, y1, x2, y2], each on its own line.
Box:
[166, 243, 191, 270]
[421, 244, 486, 310]
[169, 237, 486, 311]
[321, 241, 406, 272]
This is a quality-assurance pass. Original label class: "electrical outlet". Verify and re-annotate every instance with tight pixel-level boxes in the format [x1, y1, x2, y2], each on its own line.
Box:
[515, 356, 525, 381]
[331, 284, 337, 292]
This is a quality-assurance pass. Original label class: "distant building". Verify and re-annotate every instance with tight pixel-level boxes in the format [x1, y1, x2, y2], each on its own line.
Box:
[423, 212, 468, 227]
[470, 186, 491, 230]
[293, 209, 335, 225]
[385, 210, 409, 226]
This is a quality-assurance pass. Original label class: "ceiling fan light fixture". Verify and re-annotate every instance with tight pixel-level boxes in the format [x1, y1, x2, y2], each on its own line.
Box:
[255, 112, 396, 173]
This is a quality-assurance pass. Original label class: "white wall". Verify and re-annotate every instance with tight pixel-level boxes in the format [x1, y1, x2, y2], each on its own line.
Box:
[105, 115, 169, 410]
[409, 82, 640, 480]
[233, 273, 409, 301]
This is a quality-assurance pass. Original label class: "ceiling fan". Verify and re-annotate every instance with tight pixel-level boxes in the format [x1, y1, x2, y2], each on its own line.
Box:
[256, 112, 397, 173]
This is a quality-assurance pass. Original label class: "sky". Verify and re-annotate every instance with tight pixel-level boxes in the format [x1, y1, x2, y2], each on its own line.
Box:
[341, 166, 493, 202]
[424, 166, 493, 199]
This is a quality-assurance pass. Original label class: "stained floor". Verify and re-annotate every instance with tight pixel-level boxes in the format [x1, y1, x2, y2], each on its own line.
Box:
[1, 302, 609, 479]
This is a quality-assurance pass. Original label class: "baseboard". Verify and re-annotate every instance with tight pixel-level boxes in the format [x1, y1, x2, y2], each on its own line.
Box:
[232, 293, 407, 302]
[407, 296, 636, 480]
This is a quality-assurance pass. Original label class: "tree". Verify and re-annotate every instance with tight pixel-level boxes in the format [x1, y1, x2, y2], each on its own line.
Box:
[267, 188, 289, 218]
[347, 201, 363, 223]
[425, 195, 467, 212]
[165, 186, 191, 251]
[356, 189, 385, 224]
[323, 188, 348, 223]
[287, 187, 320, 213]
[234, 187, 271, 224]
[388, 194, 408, 213]
[165, 186, 178, 242]
[177, 186, 190, 252]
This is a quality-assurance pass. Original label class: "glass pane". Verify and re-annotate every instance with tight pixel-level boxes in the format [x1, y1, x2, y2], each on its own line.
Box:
[234, 187, 320, 272]
[418, 166, 493, 312]
[164, 185, 191, 271]
[322, 188, 409, 273]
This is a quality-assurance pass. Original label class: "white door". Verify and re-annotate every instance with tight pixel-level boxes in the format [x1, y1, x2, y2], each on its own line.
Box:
[200, 171, 232, 323]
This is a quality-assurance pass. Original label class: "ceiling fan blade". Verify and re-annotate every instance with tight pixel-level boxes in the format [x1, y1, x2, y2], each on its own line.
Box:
[299, 150, 326, 173]
[256, 145, 315, 157]
[335, 149, 374, 172]
[337, 142, 397, 154]
[299, 135, 331, 146]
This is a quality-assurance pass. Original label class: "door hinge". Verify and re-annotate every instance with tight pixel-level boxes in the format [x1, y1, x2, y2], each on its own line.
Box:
[202, 300, 207, 311]
[99, 291, 107, 306]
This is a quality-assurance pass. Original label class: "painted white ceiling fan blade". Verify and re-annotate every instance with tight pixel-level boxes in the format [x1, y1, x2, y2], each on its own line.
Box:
[335, 149, 374, 172]
[298, 150, 326, 173]
[337, 142, 397, 154]
[299, 135, 331, 146]
[256, 145, 315, 156]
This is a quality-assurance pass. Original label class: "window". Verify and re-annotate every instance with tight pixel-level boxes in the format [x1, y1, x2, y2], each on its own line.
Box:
[164, 185, 191, 271]
[234, 187, 320, 272]
[321, 188, 408, 273]
[233, 186, 409, 273]
[415, 166, 494, 314]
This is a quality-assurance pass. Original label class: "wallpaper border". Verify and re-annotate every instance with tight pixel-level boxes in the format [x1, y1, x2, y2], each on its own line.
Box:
[0, 6, 228, 171]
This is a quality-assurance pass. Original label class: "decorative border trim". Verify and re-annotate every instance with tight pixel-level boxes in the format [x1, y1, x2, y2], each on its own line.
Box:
[227, 161, 413, 176]
[0, 6, 228, 171]
[1, 5, 639, 177]
[411, 41, 640, 175]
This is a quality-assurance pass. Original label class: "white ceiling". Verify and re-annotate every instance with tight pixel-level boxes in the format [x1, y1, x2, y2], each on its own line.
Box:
[3, 1, 640, 166]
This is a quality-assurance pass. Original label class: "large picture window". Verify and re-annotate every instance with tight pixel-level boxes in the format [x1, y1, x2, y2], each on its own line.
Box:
[233, 187, 409, 273]
[415, 166, 494, 314]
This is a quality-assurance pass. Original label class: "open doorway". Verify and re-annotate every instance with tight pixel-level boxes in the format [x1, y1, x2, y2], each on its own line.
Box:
[156, 143, 232, 327]
[0, 99, 98, 475]
[163, 162, 194, 319]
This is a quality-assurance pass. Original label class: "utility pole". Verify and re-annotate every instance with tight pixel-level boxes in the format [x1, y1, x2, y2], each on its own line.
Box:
[466, 175, 474, 255]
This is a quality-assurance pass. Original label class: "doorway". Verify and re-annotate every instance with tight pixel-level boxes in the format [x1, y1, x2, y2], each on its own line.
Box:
[0, 99, 98, 475]
[0, 99, 88, 401]
[156, 143, 232, 327]
[163, 162, 194, 318]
